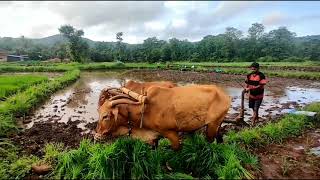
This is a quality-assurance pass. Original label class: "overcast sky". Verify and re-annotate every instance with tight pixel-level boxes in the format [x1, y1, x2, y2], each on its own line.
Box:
[0, 1, 319, 43]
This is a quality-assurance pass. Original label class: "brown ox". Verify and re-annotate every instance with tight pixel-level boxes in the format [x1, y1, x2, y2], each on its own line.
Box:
[95, 85, 231, 150]
[124, 80, 176, 95]
[96, 80, 176, 145]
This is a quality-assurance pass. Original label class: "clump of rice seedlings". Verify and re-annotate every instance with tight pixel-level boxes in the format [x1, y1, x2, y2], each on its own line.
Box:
[225, 114, 313, 147]
[304, 102, 320, 113]
[0, 115, 16, 136]
[166, 134, 220, 177]
[156, 172, 194, 179]
[0, 139, 40, 179]
[0, 75, 48, 100]
[49, 134, 258, 179]
[8, 156, 40, 179]
[43, 143, 65, 165]
[0, 69, 80, 136]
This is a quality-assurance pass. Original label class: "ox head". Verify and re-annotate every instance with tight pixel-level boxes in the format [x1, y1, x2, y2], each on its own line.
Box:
[94, 100, 119, 140]
[94, 88, 142, 141]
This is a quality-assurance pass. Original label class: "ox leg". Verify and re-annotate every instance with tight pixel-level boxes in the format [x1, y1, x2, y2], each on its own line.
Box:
[206, 121, 224, 143]
[162, 131, 180, 150]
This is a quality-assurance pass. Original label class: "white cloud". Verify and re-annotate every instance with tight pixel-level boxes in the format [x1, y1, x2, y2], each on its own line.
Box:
[0, 2, 64, 38]
[262, 12, 288, 26]
[144, 21, 166, 32]
[0, 1, 318, 43]
[171, 19, 187, 28]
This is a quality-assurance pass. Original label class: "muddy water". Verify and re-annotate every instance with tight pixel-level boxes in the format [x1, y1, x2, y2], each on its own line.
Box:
[24, 70, 320, 133]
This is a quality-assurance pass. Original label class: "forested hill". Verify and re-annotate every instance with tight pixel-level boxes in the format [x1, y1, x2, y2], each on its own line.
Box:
[0, 34, 97, 48]
[0, 25, 319, 62]
[295, 35, 320, 43]
[1, 34, 319, 48]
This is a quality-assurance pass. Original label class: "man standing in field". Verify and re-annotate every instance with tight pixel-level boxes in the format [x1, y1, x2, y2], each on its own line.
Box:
[245, 62, 267, 125]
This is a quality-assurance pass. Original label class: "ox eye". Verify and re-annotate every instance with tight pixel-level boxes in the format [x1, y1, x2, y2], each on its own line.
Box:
[103, 114, 110, 120]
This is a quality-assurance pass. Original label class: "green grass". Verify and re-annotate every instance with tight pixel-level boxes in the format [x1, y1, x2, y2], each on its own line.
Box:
[41, 135, 258, 179]
[1, 61, 319, 80]
[173, 61, 320, 67]
[0, 69, 80, 136]
[304, 102, 320, 113]
[219, 68, 320, 80]
[0, 75, 48, 100]
[225, 114, 315, 148]
[0, 139, 40, 179]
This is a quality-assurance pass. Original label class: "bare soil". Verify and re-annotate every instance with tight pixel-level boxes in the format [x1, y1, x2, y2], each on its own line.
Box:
[9, 120, 93, 157]
[253, 127, 320, 179]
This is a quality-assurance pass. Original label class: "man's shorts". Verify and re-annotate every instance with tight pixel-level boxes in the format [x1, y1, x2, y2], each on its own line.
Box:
[249, 98, 263, 110]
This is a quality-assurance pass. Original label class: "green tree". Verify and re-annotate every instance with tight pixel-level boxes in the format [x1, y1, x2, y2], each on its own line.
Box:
[59, 25, 89, 63]
[246, 23, 265, 60]
[262, 26, 296, 60]
[116, 32, 125, 62]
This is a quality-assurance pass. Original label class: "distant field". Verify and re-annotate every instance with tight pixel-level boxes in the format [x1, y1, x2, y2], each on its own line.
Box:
[172, 61, 320, 67]
[0, 75, 48, 100]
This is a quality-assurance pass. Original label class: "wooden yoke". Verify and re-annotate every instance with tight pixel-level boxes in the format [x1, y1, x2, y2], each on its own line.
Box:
[120, 87, 147, 104]
[120, 87, 147, 128]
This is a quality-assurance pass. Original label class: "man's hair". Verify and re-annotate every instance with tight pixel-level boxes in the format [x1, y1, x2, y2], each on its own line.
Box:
[250, 62, 259, 68]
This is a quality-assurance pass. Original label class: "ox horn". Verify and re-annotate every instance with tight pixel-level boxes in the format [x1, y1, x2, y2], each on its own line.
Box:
[110, 99, 142, 107]
[109, 94, 135, 101]
[120, 87, 147, 103]
[102, 87, 119, 92]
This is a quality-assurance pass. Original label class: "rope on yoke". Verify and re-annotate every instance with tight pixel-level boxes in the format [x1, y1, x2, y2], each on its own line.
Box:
[119, 87, 147, 129]
[140, 101, 146, 128]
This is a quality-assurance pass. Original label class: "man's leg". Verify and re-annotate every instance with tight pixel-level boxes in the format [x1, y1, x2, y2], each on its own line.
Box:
[249, 98, 255, 124]
[252, 99, 262, 125]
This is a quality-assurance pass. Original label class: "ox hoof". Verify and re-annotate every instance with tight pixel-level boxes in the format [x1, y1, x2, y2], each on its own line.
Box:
[94, 133, 105, 142]
[31, 164, 52, 175]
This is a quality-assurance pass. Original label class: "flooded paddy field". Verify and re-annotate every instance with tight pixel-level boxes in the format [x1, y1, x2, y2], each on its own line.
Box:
[9, 70, 320, 155]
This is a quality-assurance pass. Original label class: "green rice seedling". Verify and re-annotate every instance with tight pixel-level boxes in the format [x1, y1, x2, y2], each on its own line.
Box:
[155, 172, 194, 180]
[0, 69, 80, 136]
[0, 75, 48, 100]
[225, 114, 314, 148]
[0, 139, 17, 160]
[167, 134, 220, 177]
[7, 155, 40, 179]
[86, 143, 116, 179]
[0, 115, 16, 136]
[43, 143, 65, 165]
[217, 152, 254, 179]
[304, 102, 320, 113]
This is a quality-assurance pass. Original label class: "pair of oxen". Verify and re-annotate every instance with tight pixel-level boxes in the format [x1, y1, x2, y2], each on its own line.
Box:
[94, 80, 231, 150]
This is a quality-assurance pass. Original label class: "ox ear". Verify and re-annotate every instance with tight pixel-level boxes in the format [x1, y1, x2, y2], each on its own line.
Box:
[112, 107, 119, 122]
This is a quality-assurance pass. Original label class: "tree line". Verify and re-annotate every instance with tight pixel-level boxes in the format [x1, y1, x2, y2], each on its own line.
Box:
[0, 23, 319, 63]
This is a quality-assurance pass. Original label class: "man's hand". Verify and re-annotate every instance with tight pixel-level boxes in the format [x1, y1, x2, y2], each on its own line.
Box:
[245, 87, 250, 92]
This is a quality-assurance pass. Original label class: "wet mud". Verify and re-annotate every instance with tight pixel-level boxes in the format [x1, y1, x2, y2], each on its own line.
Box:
[10, 120, 93, 157]
[254, 127, 320, 179]
[9, 70, 320, 161]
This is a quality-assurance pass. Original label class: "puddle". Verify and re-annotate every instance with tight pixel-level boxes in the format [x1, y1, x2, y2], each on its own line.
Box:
[23, 70, 320, 132]
[309, 146, 320, 157]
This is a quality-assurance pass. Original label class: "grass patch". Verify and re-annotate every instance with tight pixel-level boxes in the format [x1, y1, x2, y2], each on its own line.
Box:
[42, 134, 258, 179]
[304, 102, 320, 113]
[0, 75, 48, 100]
[0, 139, 40, 179]
[0, 69, 80, 137]
[225, 114, 314, 148]
[1, 62, 319, 79]
[173, 61, 320, 68]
